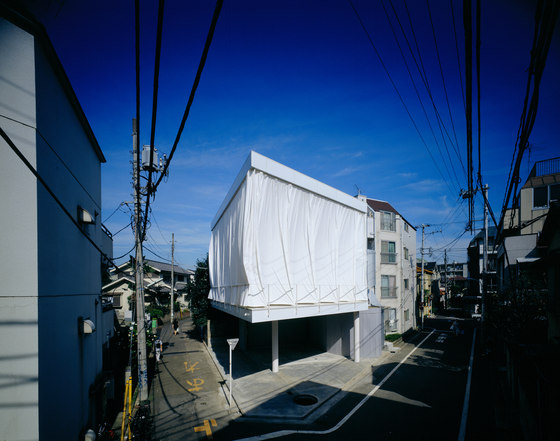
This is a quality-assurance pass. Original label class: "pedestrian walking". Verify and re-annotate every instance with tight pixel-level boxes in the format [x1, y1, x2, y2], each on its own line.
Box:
[173, 318, 179, 335]
[155, 338, 162, 361]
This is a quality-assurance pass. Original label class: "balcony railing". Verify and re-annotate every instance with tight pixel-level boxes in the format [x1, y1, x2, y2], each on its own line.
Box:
[381, 287, 397, 298]
[381, 252, 397, 264]
[533, 157, 560, 177]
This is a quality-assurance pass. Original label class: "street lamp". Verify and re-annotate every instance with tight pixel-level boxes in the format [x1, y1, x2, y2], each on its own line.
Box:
[227, 338, 239, 408]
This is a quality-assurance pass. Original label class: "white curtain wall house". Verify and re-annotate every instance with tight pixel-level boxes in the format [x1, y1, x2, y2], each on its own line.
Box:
[209, 152, 368, 315]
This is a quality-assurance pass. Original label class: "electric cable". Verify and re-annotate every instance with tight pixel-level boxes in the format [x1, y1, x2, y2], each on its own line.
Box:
[153, 0, 224, 192]
[142, 0, 166, 242]
[381, 0, 462, 193]
[0, 113, 100, 209]
[0, 126, 121, 272]
[399, 0, 467, 178]
[450, 0, 466, 113]
[348, 0, 457, 198]
[426, 0, 462, 175]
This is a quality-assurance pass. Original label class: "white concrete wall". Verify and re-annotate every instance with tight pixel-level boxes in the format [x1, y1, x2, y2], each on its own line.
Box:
[0, 19, 40, 441]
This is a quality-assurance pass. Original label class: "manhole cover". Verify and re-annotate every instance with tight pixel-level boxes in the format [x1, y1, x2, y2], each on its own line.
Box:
[293, 394, 318, 406]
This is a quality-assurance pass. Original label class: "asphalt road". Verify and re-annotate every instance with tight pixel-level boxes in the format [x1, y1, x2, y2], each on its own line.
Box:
[215, 317, 481, 441]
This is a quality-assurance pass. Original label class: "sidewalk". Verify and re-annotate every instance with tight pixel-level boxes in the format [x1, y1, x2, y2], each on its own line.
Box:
[151, 317, 232, 441]
[151, 317, 400, 440]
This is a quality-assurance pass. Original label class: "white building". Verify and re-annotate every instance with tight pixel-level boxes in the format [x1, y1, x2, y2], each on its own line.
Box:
[1, 7, 112, 440]
[358, 198, 416, 334]
[209, 152, 384, 370]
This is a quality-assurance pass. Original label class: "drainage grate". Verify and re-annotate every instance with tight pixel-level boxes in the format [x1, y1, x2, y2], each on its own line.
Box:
[293, 394, 318, 406]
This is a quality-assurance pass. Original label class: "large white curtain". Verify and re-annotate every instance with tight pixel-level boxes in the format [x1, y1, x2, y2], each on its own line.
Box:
[209, 170, 367, 307]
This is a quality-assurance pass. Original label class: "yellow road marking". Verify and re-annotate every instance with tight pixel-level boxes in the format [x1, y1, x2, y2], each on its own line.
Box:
[184, 361, 200, 373]
[186, 378, 205, 392]
[194, 419, 217, 439]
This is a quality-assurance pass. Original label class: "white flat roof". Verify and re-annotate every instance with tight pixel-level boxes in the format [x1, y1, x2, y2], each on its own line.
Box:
[211, 151, 366, 230]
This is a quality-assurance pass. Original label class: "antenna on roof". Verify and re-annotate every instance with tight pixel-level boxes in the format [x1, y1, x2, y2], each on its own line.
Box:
[354, 184, 361, 196]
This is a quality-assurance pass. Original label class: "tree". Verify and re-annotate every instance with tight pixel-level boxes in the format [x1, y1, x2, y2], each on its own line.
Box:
[186, 254, 210, 335]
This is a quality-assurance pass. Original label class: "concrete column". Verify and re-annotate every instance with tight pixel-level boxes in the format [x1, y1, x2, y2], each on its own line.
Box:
[206, 319, 211, 348]
[238, 319, 247, 352]
[272, 320, 279, 373]
[354, 311, 360, 363]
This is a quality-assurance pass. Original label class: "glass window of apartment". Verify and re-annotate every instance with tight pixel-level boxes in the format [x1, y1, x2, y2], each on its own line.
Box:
[533, 186, 548, 208]
[404, 278, 409, 290]
[367, 238, 375, 250]
[381, 211, 396, 231]
[404, 223, 409, 232]
[381, 241, 396, 263]
[550, 184, 560, 203]
[404, 247, 409, 260]
[381, 275, 396, 297]
[384, 308, 398, 333]
[404, 309, 409, 322]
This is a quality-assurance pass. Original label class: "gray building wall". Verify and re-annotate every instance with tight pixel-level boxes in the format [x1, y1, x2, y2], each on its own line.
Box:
[0, 18, 40, 441]
[1, 16, 108, 440]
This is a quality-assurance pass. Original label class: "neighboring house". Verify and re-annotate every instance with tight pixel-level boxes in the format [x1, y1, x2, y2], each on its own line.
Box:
[497, 157, 560, 291]
[209, 152, 384, 371]
[102, 258, 193, 320]
[416, 263, 439, 317]
[467, 226, 498, 297]
[436, 261, 468, 304]
[0, 6, 113, 440]
[536, 202, 560, 344]
[358, 197, 417, 334]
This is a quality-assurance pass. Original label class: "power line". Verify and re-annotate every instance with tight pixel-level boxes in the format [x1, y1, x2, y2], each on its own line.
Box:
[142, 0, 166, 242]
[381, 0, 462, 193]
[426, 0, 463, 185]
[152, 0, 224, 192]
[348, 0, 457, 198]
[0, 126, 119, 271]
[399, 0, 466, 179]
[0, 113, 100, 209]
[500, 0, 560, 232]
[450, 0, 466, 114]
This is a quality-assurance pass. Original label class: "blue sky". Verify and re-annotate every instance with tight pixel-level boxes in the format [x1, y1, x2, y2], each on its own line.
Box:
[33, 0, 560, 269]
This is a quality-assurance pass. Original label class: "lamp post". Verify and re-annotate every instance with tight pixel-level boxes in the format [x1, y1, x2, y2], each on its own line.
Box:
[227, 338, 239, 407]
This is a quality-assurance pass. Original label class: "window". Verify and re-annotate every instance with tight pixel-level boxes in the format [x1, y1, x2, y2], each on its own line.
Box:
[384, 308, 398, 333]
[381, 241, 396, 263]
[551, 184, 560, 202]
[404, 247, 409, 260]
[533, 184, 560, 208]
[367, 238, 375, 250]
[112, 294, 122, 308]
[404, 309, 409, 322]
[381, 275, 397, 298]
[404, 223, 409, 232]
[381, 211, 396, 231]
[534, 187, 548, 208]
[404, 279, 409, 290]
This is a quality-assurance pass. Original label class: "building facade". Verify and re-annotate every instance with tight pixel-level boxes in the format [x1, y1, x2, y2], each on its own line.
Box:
[102, 258, 194, 321]
[360, 198, 417, 334]
[1, 8, 112, 440]
[497, 157, 560, 291]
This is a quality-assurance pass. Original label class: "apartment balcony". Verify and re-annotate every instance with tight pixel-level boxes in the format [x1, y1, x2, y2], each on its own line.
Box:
[381, 287, 397, 298]
[381, 252, 397, 264]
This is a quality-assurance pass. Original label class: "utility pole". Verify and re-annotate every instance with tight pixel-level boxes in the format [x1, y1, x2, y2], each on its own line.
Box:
[170, 233, 175, 324]
[133, 118, 148, 402]
[419, 224, 430, 329]
[444, 250, 448, 310]
[481, 184, 489, 327]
